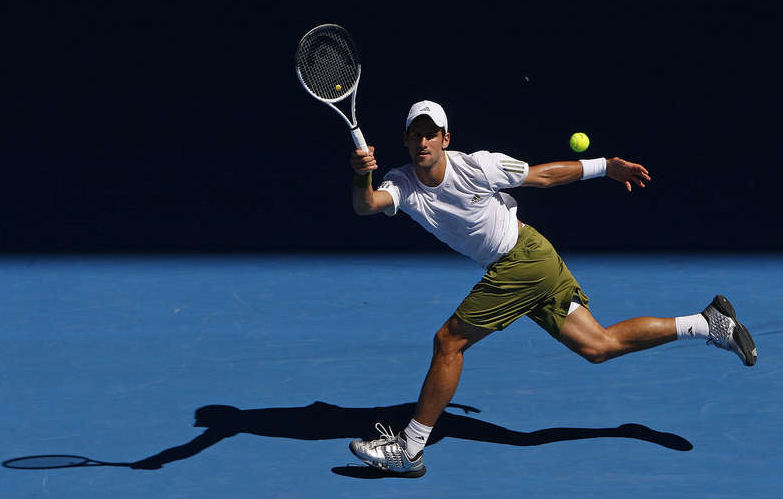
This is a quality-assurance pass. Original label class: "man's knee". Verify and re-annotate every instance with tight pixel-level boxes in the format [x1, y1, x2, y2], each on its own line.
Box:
[433, 316, 493, 356]
[575, 346, 611, 364]
[568, 332, 620, 364]
[433, 320, 468, 356]
[560, 308, 617, 364]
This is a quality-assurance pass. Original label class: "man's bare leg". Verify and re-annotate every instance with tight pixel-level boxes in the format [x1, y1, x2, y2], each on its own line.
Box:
[560, 296, 757, 366]
[413, 315, 494, 426]
[558, 305, 677, 363]
[348, 315, 493, 475]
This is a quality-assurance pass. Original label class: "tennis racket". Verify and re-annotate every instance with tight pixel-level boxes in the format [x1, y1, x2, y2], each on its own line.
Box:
[295, 24, 368, 153]
[3, 455, 131, 469]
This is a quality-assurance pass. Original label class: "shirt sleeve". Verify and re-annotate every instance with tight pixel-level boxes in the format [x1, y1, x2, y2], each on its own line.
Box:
[471, 151, 529, 191]
[377, 170, 407, 216]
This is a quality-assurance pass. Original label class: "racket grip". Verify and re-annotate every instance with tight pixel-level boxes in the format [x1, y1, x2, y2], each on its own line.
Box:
[350, 127, 369, 153]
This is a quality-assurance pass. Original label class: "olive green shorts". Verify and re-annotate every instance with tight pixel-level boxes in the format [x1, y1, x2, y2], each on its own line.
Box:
[454, 225, 590, 338]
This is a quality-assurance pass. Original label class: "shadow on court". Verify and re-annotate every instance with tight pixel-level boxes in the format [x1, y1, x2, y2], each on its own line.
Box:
[3, 401, 691, 477]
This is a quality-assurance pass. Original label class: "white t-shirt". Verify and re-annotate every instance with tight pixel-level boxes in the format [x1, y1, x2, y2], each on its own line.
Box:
[378, 150, 529, 268]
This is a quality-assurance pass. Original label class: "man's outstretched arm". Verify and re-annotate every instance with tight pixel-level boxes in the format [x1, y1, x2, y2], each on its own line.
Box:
[523, 157, 651, 191]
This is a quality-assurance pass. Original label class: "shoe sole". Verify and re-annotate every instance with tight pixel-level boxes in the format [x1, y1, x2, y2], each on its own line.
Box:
[348, 443, 427, 478]
[711, 295, 757, 367]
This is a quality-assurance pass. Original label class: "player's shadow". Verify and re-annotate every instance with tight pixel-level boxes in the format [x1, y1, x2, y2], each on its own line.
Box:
[128, 400, 692, 478]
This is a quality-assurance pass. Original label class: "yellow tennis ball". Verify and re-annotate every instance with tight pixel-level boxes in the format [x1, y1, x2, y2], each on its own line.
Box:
[569, 132, 590, 153]
[335, 84, 342, 91]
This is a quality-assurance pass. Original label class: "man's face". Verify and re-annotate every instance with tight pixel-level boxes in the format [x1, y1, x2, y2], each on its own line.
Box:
[403, 116, 450, 170]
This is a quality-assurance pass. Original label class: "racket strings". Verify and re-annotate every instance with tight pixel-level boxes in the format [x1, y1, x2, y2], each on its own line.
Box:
[3, 455, 90, 469]
[296, 26, 359, 100]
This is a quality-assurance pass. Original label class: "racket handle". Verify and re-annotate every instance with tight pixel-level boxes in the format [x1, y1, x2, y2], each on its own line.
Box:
[350, 126, 369, 153]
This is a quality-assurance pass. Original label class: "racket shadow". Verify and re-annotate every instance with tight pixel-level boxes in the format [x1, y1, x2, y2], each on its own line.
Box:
[2, 455, 131, 470]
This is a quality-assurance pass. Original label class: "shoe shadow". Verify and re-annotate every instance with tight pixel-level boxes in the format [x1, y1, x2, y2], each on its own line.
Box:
[124, 400, 691, 476]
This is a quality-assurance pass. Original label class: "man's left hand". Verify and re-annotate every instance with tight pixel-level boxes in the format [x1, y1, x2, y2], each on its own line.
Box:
[606, 157, 651, 192]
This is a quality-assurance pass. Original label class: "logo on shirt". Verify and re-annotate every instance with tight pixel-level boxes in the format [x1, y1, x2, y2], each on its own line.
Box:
[470, 194, 481, 204]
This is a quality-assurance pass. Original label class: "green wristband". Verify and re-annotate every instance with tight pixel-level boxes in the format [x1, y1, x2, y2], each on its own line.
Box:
[353, 171, 372, 188]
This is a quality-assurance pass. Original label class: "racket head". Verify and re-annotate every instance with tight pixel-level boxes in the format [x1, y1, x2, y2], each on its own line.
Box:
[3, 455, 95, 469]
[295, 24, 361, 103]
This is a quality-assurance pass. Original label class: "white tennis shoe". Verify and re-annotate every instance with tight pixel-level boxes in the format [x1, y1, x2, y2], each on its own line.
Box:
[349, 423, 426, 478]
[702, 295, 757, 366]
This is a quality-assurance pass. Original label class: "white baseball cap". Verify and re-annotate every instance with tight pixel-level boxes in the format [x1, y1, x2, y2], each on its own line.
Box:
[405, 100, 448, 132]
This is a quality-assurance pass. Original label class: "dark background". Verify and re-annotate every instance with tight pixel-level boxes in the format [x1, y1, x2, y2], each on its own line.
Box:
[2, 1, 780, 254]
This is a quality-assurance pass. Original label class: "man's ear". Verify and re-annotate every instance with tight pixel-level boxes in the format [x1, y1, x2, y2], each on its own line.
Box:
[442, 131, 450, 149]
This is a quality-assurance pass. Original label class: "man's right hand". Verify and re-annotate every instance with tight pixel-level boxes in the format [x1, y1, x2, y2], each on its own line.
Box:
[350, 146, 377, 175]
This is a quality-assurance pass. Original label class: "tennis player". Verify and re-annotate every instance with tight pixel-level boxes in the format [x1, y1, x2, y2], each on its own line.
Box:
[347, 100, 757, 477]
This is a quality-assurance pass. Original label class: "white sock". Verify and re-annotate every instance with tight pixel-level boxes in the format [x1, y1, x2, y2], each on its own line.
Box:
[403, 419, 432, 457]
[675, 313, 709, 340]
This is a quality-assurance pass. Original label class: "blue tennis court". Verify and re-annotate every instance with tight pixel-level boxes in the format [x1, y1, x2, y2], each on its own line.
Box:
[2, 253, 781, 498]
